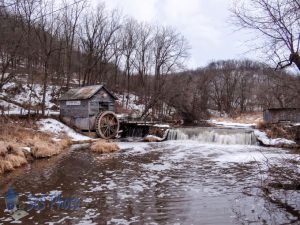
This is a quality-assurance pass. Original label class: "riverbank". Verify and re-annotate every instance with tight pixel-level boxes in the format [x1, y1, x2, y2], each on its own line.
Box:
[1, 114, 299, 176]
[0, 116, 125, 175]
[0, 117, 72, 174]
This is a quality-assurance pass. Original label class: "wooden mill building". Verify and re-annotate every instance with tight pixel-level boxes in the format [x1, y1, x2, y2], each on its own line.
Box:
[59, 85, 118, 134]
[263, 108, 300, 123]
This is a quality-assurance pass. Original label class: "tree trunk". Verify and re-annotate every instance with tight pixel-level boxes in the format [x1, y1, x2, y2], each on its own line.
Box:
[291, 53, 300, 71]
[42, 61, 49, 116]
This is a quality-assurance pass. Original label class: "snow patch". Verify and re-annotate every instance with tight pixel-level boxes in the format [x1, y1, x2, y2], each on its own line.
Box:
[209, 119, 255, 128]
[254, 130, 296, 146]
[153, 124, 170, 128]
[115, 94, 145, 116]
[38, 118, 91, 141]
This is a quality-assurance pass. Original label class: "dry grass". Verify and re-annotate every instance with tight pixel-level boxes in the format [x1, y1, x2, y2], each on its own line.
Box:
[256, 121, 296, 141]
[58, 136, 72, 150]
[0, 118, 72, 162]
[0, 159, 14, 174]
[0, 141, 8, 157]
[5, 154, 27, 167]
[11, 148, 26, 158]
[256, 120, 267, 130]
[59, 139, 72, 150]
[265, 125, 295, 140]
[90, 141, 119, 154]
[212, 112, 263, 124]
[31, 136, 61, 158]
[0, 139, 28, 174]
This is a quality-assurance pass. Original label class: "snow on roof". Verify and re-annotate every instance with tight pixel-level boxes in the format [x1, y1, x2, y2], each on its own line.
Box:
[59, 85, 117, 101]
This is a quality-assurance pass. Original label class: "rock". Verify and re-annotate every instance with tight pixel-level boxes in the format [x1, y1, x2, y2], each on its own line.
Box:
[143, 135, 162, 142]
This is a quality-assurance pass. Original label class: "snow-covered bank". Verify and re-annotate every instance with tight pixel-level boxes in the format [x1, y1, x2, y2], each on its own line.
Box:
[38, 118, 91, 141]
[209, 119, 255, 128]
[254, 130, 297, 147]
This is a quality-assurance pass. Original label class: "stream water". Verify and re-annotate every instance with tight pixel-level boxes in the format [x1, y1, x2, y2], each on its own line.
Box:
[0, 128, 298, 225]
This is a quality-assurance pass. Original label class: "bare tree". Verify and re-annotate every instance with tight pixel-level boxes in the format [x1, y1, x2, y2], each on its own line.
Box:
[141, 26, 189, 118]
[133, 22, 153, 97]
[61, 0, 86, 90]
[80, 4, 120, 86]
[16, 0, 39, 115]
[34, 0, 62, 115]
[231, 0, 300, 71]
[0, 5, 24, 90]
[121, 18, 137, 109]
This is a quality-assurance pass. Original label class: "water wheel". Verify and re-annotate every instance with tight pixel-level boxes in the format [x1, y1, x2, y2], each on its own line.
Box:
[95, 111, 120, 139]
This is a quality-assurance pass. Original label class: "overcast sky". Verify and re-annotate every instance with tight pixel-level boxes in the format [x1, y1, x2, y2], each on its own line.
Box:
[100, 0, 257, 69]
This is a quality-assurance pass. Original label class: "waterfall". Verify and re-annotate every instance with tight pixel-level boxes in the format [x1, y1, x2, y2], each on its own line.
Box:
[167, 127, 257, 145]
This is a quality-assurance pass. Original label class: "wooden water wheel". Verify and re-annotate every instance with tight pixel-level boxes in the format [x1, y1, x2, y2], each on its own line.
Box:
[95, 111, 120, 139]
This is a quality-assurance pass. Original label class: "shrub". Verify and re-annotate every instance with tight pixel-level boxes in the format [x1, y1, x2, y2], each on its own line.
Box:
[0, 159, 14, 173]
[256, 120, 267, 130]
[58, 136, 72, 150]
[90, 141, 119, 154]
[5, 154, 27, 168]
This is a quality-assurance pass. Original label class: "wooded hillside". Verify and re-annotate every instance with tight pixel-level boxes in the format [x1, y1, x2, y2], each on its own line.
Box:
[1, 0, 299, 122]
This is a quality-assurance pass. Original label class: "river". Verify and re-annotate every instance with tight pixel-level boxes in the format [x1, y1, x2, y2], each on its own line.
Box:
[0, 128, 298, 225]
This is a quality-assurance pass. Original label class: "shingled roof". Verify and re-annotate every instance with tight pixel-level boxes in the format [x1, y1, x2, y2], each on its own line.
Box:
[59, 85, 117, 101]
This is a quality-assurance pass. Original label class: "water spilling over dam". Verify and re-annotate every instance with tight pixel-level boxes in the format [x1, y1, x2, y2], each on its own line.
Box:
[167, 127, 257, 145]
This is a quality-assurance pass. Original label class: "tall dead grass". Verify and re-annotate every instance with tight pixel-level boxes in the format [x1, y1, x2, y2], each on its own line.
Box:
[0, 141, 8, 157]
[5, 154, 27, 167]
[256, 121, 295, 140]
[0, 159, 14, 174]
[0, 118, 72, 174]
[0, 140, 28, 174]
[256, 120, 267, 130]
[30, 136, 61, 158]
[90, 141, 119, 154]
[30, 135, 72, 158]
[58, 135, 72, 150]
[213, 112, 263, 124]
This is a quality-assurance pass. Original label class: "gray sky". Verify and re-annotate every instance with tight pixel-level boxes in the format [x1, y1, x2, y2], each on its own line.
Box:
[101, 0, 257, 69]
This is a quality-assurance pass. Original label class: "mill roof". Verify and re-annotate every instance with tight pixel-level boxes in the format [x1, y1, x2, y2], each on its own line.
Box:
[59, 85, 117, 101]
